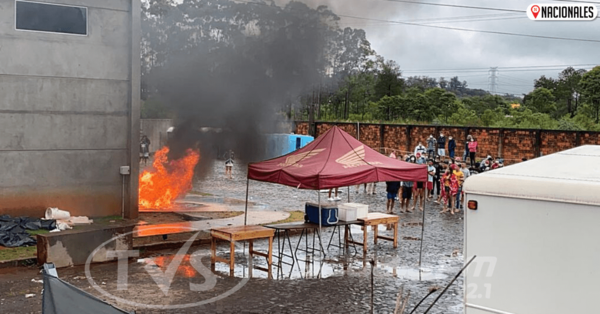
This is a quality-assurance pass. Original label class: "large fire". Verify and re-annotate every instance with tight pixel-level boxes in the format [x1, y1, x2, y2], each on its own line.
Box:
[139, 146, 200, 209]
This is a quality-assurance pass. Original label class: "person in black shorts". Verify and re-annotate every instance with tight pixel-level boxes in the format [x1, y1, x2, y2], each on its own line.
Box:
[401, 180, 414, 213]
[412, 180, 425, 212]
[386, 181, 400, 214]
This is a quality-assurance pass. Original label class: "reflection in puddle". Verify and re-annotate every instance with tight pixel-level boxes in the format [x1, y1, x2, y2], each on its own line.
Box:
[134, 223, 197, 237]
[208, 244, 451, 282]
[137, 254, 198, 278]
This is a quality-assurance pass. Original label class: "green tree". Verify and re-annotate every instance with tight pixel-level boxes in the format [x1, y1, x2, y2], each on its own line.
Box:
[481, 108, 505, 127]
[558, 67, 587, 117]
[425, 88, 457, 123]
[375, 95, 402, 121]
[448, 103, 479, 126]
[374, 60, 403, 98]
[525, 88, 557, 114]
[579, 66, 600, 123]
[494, 108, 557, 129]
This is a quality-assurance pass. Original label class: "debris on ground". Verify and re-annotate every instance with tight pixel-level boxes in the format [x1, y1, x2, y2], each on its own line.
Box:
[0, 215, 56, 247]
[25, 294, 36, 298]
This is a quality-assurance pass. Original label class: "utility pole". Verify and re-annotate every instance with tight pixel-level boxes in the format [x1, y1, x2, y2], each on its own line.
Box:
[488, 67, 498, 95]
[345, 87, 350, 119]
[308, 91, 315, 137]
[317, 84, 322, 120]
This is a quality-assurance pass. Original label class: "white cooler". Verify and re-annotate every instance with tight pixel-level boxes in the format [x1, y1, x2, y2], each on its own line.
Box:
[339, 203, 368, 219]
[338, 206, 357, 221]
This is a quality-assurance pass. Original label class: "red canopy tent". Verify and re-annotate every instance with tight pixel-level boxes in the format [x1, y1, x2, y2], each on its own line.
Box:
[242, 126, 429, 261]
[243, 126, 427, 225]
[248, 126, 427, 189]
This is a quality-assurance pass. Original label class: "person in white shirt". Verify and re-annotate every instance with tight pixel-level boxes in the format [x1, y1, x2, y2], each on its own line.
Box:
[427, 159, 436, 199]
[458, 163, 471, 209]
[414, 142, 426, 157]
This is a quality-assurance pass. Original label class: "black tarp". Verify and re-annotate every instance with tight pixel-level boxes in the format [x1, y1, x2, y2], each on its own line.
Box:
[43, 264, 134, 314]
[0, 215, 56, 247]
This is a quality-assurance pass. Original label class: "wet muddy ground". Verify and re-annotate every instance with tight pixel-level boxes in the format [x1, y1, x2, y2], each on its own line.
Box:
[0, 163, 464, 313]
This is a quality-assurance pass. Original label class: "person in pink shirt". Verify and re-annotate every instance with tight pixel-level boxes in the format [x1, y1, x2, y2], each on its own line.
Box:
[468, 136, 478, 168]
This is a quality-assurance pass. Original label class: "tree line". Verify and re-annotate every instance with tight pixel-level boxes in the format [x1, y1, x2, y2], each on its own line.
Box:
[139, 0, 600, 132]
[300, 65, 600, 131]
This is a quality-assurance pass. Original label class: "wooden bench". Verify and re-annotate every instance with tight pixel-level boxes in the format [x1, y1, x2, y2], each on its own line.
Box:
[210, 225, 275, 278]
[345, 213, 399, 254]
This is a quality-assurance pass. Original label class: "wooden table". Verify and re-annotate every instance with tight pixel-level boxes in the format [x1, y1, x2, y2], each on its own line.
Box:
[345, 213, 399, 254]
[211, 225, 275, 277]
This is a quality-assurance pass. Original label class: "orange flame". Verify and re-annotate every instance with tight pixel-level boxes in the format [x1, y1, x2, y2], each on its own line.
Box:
[139, 146, 200, 209]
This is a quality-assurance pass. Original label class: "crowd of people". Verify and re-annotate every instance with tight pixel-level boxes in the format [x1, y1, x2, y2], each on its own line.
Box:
[382, 133, 483, 216]
[383, 152, 471, 216]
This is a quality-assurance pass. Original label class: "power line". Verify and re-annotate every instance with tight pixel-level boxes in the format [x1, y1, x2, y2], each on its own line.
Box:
[338, 15, 525, 27]
[552, 0, 600, 3]
[337, 14, 600, 43]
[235, 0, 598, 44]
[401, 64, 598, 73]
[337, 12, 523, 26]
[378, 0, 524, 13]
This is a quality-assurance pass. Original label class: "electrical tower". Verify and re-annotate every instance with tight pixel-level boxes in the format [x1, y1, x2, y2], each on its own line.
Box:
[488, 67, 499, 95]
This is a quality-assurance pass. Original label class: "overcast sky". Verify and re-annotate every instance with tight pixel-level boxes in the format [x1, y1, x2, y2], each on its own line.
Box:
[295, 0, 600, 96]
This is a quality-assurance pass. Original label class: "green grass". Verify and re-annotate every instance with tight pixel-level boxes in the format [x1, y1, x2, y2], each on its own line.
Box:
[26, 229, 49, 236]
[0, 246, 36, 261]
[263, 211, 304, 225]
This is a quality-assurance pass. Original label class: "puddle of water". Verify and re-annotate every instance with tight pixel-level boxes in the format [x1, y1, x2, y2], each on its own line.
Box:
[208, 243, 450, 282]
[137, 255, 198, 278]
[380, 266, 448, 281]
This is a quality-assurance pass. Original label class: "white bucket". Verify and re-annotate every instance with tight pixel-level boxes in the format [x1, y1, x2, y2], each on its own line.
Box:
[45, 207, 71, 220]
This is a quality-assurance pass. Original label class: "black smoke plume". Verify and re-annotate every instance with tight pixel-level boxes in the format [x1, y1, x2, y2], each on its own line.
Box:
[143, 0, 335, 176]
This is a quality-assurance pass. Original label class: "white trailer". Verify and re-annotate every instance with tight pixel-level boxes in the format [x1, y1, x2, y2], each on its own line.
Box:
[462, 145, 600, 314]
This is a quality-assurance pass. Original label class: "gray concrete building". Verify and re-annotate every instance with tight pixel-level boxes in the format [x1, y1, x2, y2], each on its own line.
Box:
[0, 0, 140, 218]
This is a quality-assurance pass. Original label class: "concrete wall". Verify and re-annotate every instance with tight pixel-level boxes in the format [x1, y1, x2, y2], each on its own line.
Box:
[140, 119, 173, 153]
[296, 122, 600, 164]
[0, 0, 140, 218]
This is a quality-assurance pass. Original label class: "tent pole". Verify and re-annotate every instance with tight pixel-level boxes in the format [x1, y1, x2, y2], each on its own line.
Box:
[347, 186, 350, 202]
[418, 200, 425, 280]
[244, 178, 250, 226]
[318, 191, 322, 261]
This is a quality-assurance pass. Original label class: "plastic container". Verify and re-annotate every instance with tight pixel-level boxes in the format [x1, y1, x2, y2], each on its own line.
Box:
[339, 203, 368, 219]
[305, 202, 338, 226]
[45, 207, 71, 220]
[338, 206, 357, 221]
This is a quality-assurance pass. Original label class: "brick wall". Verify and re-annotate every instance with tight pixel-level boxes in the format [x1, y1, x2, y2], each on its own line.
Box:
[503, 130, 537, 162]
[359, 124, 381, 151]
[293, 121, 600, 164]
[580, 132, 600, 145]
[540, 132, 577, 156]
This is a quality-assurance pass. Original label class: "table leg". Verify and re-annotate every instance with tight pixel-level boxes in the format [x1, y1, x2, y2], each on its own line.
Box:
[248, 240, 253, 278]
[229, 240, 235, 277]
[344, 225, 349, 249]
[211, 236, 216, 271]
[268, 236, 273, 279]
[393, 222, 399, 248]
[374, 224, 379, 245]
[363, 224, 368, 254]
